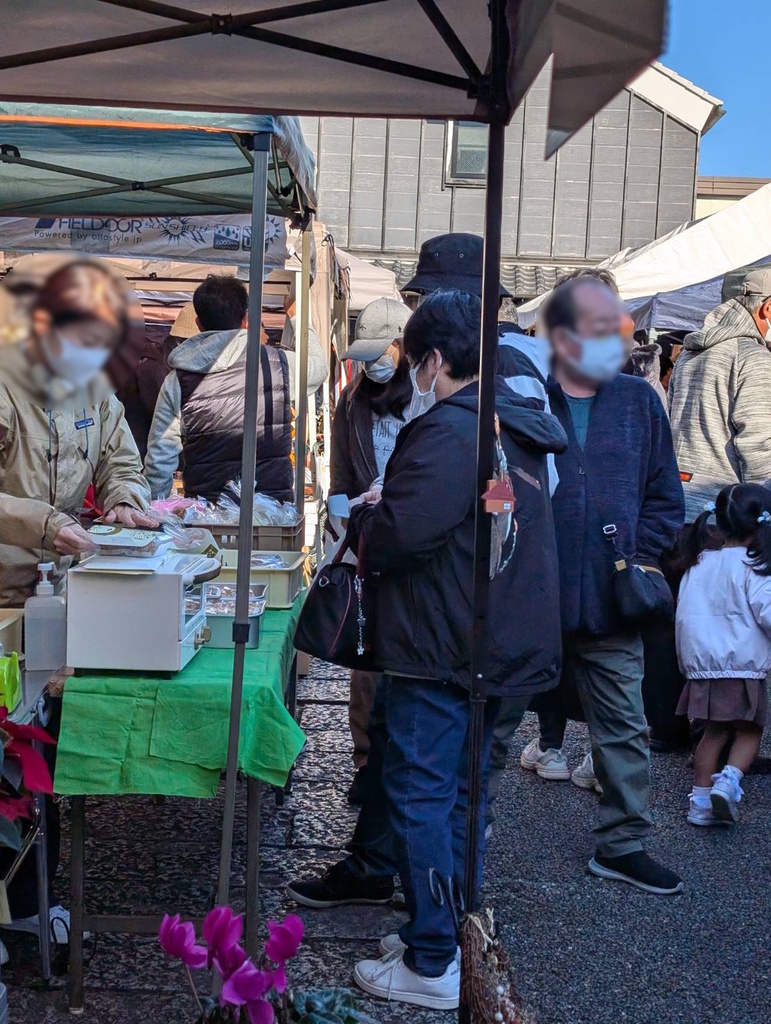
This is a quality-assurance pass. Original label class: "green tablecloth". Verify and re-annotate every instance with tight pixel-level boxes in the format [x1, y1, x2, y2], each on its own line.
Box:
[54, 596, 306, 798]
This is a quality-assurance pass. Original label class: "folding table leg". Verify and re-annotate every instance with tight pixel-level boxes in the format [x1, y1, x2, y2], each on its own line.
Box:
[245, 778, 261, 957]
[69, 796, 86, 1014]
[33, 791, 51, 981]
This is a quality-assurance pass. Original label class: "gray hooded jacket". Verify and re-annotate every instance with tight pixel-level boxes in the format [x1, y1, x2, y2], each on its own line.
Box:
[668, 298, 771, 521]
[144, 318, 327, 499]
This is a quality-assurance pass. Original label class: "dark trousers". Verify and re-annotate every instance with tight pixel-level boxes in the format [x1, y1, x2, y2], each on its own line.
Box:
[640, 624, 690, 747]
[382, 676, 499, 977]
[344, 680, 396, 877]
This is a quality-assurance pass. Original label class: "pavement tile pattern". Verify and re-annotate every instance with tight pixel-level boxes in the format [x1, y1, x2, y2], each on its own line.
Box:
[5, 658, 770, 1023]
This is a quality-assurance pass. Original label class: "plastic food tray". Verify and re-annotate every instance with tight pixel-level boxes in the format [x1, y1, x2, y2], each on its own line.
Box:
[206, 612, 262, 649]
[218, 551, 306, 609]
[187, 518, 305, 551]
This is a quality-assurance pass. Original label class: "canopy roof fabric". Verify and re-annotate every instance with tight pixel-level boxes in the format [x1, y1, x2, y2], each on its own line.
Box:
[517, 183, 771, 331]
[0, 1, 665, 150]
[0, 103, 315, 218]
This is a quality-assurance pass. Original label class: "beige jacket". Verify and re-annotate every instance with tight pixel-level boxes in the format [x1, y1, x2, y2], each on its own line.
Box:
[0, 344, 150, 606]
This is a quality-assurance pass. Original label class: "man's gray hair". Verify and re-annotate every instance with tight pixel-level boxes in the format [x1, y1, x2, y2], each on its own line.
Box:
[735, 292, 769, 315]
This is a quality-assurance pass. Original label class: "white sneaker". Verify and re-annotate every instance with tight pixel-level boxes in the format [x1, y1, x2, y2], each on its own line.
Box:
[354, 951, 460, 1010]
[0, 940, 8, 966]
[571, 751, 602, 794]
[379, 934, 461, 962]
[379, 933, 406, 957]
[520, 738, 570, 780]
[710, 769, 743, 824]
[687, 796, 729, 827]
[2, 904, 90, 944]
[484, 823, 493, 841]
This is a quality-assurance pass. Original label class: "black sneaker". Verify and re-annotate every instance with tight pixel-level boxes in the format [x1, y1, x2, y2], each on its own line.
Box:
[286, 861, 394, 909]
[347, 765, 372, 806]
[588, 851, 683, 895]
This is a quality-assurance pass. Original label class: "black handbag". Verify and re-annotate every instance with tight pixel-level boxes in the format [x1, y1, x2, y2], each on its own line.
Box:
[603, 523, 674, 625]
[293, 540, 377, 670]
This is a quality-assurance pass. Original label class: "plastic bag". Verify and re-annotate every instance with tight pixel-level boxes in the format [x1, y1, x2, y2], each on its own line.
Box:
[0, 652, 22, 714]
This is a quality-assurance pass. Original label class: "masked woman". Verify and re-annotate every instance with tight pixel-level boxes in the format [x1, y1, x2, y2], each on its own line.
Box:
[330, 297, 412, 803]
[0, 259, 155, 960]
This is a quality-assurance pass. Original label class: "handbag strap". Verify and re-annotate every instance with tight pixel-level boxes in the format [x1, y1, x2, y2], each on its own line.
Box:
[331, 531, 368, 571]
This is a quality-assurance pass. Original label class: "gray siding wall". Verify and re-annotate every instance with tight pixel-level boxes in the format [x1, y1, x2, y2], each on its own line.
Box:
[300, 72, 699, 262]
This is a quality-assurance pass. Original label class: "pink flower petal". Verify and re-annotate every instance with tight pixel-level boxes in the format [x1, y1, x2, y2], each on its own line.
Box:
[203, 906, 243, 955]
[247, 999, 275, 1024]
[214, 943, 247, 981]
[272, 965, 287, 994]
[265, 916, 303, 964]
[221, 961, 273, 1005]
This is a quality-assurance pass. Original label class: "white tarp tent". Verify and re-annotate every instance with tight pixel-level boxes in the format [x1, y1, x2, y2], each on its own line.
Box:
[517, 182, 771, 329]
[336, 249, 400, 312]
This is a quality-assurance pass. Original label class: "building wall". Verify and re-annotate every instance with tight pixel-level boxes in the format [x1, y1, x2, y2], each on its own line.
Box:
[300, 69, 700, 264]
[695, 177, 770, 221]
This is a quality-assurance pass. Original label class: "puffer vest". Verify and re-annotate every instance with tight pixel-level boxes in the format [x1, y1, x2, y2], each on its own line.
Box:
[177, 344, 293, 502]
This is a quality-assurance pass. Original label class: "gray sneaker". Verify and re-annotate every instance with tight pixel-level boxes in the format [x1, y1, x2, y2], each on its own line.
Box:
[571, 751, 602, 794]
[520, 737, 570, 780]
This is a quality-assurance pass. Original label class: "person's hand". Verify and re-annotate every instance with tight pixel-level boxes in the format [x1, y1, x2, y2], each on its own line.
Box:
[54, 523, 98, 557]
[103, 504, 160, 528]
[359, 486, 383, 505]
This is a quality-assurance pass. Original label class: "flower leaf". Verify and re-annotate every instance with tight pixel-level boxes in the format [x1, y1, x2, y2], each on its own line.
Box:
[0, 756, 23, 792]
[0, 816, 22, 851]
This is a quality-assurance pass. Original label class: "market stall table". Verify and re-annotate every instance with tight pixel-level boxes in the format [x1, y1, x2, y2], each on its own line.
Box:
[54, 597, 305, 1011]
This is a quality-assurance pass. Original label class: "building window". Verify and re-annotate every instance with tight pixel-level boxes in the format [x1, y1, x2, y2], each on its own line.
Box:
[446, 120, 488, 186]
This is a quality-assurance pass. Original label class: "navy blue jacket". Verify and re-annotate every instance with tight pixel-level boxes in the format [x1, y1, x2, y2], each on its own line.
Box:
[547, 374, 685, 637]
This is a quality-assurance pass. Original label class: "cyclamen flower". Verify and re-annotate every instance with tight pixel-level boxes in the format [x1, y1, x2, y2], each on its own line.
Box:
[158, 914, 208, 969]
[265, 914, 303, 964]
[213, 941, 248, 981]
[221, 959, 274, 1023]
[203, 906, 243, 970]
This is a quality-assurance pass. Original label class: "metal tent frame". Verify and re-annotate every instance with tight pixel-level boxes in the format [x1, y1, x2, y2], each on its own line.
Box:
[0, 4, 667, 1021]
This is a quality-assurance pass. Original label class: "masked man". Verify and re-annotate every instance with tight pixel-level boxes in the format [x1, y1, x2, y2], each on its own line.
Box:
[525, 276, 685, 896]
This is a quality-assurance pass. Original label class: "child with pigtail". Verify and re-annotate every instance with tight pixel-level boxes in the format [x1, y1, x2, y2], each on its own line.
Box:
[671, 483, 771, 826]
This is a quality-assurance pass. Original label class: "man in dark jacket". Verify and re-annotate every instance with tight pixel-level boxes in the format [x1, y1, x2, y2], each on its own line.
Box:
[528, 276, 685, 895]
[290, 290, 567, 1010]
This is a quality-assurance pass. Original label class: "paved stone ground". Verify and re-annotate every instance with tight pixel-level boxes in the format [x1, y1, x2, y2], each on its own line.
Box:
[5, 658, 771, 1023]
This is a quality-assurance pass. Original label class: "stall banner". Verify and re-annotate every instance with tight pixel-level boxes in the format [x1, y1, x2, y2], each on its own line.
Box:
[0, 214, 288, 270]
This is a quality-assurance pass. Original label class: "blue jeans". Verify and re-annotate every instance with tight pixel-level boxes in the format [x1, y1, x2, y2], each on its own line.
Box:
[382, 675, 500, 977]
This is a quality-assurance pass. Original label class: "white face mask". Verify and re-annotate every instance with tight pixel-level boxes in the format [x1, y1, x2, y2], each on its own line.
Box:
[364, 352, 397, 384]
[565, 334, 626, 384]
[42, 331, 110, 388]
[406, 354, 442, 420]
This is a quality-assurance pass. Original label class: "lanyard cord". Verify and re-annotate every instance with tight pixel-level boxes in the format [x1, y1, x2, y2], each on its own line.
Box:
[47, 410, 54, 507]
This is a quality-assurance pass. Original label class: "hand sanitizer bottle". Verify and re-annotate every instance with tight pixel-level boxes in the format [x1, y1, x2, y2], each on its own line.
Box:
[24, 563, 67, 672]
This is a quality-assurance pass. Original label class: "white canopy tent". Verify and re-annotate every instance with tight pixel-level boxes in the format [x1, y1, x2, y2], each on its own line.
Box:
[517, 182, 771, 330]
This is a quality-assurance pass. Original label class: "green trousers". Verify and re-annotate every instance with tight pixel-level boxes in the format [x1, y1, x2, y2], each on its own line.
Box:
[489, 633, 652, 857]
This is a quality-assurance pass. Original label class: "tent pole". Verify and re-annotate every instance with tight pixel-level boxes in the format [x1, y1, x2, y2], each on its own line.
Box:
[294, 226, 312, 516]
[460, 0, 509, 1019]
[461, 104, 506, 923]
[216, 131, 270, 923]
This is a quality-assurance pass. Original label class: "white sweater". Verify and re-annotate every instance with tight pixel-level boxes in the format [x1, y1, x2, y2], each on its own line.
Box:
[676, 546, 771, 680]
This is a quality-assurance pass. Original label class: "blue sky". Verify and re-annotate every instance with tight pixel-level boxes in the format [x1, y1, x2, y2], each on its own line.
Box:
[663, 0, 769, 176]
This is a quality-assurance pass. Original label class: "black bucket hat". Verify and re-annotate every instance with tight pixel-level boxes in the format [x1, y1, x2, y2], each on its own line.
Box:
[402, 233, 511, 299]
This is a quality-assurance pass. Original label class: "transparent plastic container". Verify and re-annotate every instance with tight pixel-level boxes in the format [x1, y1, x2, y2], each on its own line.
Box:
[24, 563, 66, 672]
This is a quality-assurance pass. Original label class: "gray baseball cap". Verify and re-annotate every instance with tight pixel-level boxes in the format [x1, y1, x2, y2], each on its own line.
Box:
[721, 264, 771, 303]
[344, 297, 411, 362]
